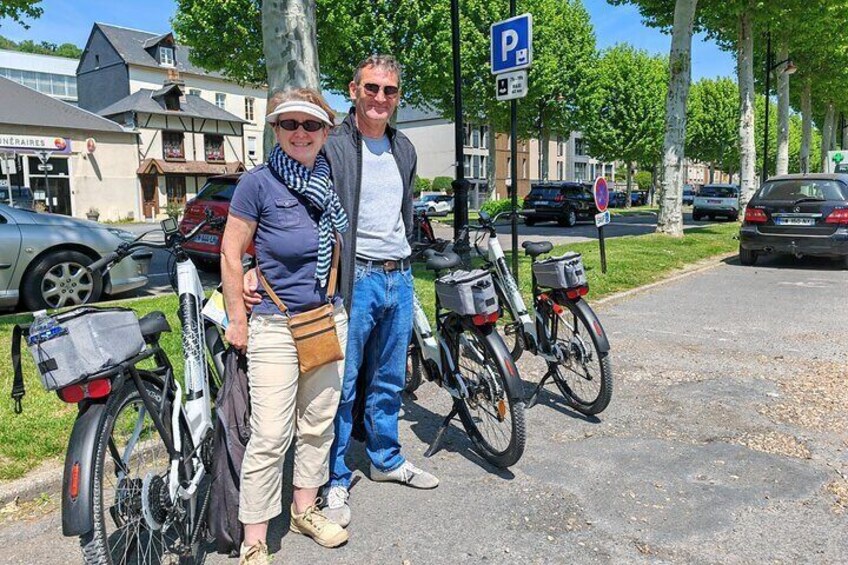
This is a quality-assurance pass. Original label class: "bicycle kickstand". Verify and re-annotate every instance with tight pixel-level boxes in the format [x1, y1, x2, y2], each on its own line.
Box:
[526, 365, 556, 409]
[424, 403, 460, 458]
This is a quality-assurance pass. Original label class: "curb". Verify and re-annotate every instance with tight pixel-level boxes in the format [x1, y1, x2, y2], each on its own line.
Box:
[0, 252, 738, 506]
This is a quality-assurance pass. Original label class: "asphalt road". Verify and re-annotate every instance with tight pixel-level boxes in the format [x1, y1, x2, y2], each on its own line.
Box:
[2, 253, 846, 563]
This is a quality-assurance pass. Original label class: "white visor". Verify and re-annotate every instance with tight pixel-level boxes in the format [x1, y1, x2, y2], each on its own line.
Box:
[266, 100, 333, 126]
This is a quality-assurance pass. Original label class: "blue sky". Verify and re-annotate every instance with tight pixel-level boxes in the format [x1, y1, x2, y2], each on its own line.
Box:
[0, 0, 736, 82]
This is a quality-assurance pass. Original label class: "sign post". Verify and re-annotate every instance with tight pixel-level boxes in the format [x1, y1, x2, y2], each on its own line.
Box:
[593, 177, 611, 273]
[36, 150, 53, 213]
[491, 11, 532, 279]
[1, 152, 14, 206]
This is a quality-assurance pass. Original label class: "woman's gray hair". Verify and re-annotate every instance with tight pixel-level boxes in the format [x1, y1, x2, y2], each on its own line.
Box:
[353, 54, 403, 88]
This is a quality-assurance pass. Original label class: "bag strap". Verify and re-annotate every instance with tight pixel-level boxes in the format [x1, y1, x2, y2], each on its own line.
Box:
[11, 324, 26, 414]
[256, 232, 342, 315]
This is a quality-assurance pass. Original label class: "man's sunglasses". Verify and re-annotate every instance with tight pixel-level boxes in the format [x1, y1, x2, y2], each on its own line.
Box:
[274, 119, 326, 132]
[362, 83, 400, 97]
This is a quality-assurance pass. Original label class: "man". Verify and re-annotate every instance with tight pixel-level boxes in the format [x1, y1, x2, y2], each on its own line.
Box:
[245, 55, 438, 528]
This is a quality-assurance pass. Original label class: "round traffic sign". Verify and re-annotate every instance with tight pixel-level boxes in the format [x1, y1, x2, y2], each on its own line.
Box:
[593, 177, 609, 212]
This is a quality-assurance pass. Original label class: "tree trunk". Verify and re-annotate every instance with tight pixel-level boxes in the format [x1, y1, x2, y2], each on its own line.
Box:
[487, 125, 497, 201]
[800, 79, 812, 173]
[821, 102, 835, 171]
[656, 0, 698, 237]
[625, 162, 633, 208]
[541, 129, 551, 181]
[775, 47, 790, 175]
[262, 0, 320, 156]
[709, 162, 715, 183]
[737, 9, 757, 211]
[842, 116, 848, 150]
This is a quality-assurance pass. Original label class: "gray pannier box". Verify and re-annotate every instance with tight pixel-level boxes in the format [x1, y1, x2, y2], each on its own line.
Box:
[435, 269, 499, 316]
[27, 307, 146, 391]
[532, 252, 587, 289]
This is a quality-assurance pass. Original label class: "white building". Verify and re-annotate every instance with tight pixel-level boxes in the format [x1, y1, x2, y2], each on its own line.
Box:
[0, 49, 78, 104]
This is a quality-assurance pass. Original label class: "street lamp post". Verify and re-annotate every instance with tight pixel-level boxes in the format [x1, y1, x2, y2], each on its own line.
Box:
[762, 31, 797, 183]
[450, 0, 470, 250]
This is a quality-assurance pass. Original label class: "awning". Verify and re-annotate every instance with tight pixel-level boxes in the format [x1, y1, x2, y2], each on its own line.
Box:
[137, 158, 245, 176]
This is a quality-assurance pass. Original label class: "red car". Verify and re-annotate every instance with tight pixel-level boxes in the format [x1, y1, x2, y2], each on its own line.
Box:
[180, 173, 253, 271]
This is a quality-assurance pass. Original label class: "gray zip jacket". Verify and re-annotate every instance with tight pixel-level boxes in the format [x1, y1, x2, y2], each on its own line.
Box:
[324, 107, 417, 311]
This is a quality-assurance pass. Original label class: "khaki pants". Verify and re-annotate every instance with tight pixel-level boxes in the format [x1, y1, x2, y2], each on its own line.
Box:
[238, 306, 348, 525]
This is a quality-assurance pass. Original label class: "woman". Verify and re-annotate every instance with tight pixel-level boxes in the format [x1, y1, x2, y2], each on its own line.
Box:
[221, 88, 349, 564]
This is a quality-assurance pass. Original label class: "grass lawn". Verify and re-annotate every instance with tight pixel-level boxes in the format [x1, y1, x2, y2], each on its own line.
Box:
[431, 210, 480, 227]
[0, 222, 740, 481]
[609, 205, 659, 216]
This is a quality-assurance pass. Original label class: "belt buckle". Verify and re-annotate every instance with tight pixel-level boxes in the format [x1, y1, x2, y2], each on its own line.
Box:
[383, 260, 398, 272]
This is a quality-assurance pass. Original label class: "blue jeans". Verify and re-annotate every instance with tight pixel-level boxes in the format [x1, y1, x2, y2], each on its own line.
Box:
[328, 263, 414, 488]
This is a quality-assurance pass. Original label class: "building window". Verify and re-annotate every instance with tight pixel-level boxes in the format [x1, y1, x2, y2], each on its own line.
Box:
[575, 162, 587, 181]
[166, 175, 186, 204]
[464, 154, 471, 177]
[215, 93, 226, 110]
[506, 157, 511, 180]
[159, 46, 175, 67]
[605, 164, 614, 178]
[522, 159, 527, 179]
[188, 88, 201, 97]
[557, 161, 563, 180]
[575, 137, 586, 156]
[472, 154, 480, 178]
[204, 134, 225, 162]
[463, 124, 472, 148]
[162, 131, 185, 160]
[471, 127, 480, 148]
[556, 136, 563, 157]
[480, 156, 487, 178]
[247, 136, 257, 158]
[245, 97, 255, 121]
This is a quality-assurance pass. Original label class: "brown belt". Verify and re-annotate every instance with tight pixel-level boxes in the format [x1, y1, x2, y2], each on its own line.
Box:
[356, 257, 411, 272]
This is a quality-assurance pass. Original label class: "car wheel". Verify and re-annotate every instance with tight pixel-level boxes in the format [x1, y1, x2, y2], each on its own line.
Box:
[559, 209, 577, 227]
[428, 206, 436, 214]
[22, 250, 103, 311]
[739, 245, 758, 266]
[524, 216, 536, 227]
[194, 258, 220, 273]
[692, 211, 702, 221]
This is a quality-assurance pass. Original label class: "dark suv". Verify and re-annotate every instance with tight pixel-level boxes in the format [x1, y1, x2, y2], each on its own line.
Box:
[522, 181, 598, 227]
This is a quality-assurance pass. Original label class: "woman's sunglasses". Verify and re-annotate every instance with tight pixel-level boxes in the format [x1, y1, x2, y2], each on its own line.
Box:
[362, 83, 400, 97]
[274, 119, 326, 132]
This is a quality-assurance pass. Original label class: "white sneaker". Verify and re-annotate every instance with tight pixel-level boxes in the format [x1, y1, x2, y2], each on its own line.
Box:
[322, 485, 351, 528]
[370, 460, 440, 489]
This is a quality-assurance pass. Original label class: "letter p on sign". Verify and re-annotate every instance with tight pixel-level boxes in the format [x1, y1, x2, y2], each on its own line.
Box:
[501, 30, 518, 62]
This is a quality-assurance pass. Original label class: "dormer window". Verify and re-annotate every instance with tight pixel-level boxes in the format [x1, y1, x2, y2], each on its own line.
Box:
[159, 46, 175, 67]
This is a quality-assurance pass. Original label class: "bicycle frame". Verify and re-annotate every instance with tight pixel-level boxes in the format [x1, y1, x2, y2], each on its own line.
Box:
[411, 292, 469, 399]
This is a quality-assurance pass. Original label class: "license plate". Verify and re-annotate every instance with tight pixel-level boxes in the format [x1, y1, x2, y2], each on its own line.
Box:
[776, 217, 814, 226]
[708, 199, 721, 204]
[194, 233, 219, 245]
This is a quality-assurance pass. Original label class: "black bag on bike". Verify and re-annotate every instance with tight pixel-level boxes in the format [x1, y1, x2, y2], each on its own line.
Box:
[434, 269, 498, 316]
[532, 252, 587, 289]
[210, 346, 251, 556]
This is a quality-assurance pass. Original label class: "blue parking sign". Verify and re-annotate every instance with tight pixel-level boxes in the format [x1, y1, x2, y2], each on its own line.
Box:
[490, 14, 533, 75]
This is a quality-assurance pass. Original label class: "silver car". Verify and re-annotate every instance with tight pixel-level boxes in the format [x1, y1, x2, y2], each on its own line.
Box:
[0, 205, 152, 311]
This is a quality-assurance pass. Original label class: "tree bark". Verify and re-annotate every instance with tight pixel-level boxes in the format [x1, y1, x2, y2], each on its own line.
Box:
[656, 0, 698, 237]
[709, 162, 715, 183]
[800, 79, 812, 173]
[262, 0, 320, 155]
[775, 47, 790, 175]
[487, 125, 497, 200]
[737, 9, 757, 211]
[625, 162, 633, 208]
[821, 102, 835, 171]
[541, 129, 551, 181]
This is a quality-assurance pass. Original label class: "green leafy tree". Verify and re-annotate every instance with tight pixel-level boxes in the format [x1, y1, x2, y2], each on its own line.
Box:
[582, 45, 667, 207]
[431, 176, 453, 193]
[686, 77, 739, 179]
[414, 176, 431, 197]
[0, 0, 42, 28]
[634, 170, 653, 191]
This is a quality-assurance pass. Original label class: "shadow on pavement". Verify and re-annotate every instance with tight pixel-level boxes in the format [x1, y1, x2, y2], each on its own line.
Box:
[722, 253, 846, 271]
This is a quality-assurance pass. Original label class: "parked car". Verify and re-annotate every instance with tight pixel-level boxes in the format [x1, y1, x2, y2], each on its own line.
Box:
[682, 185, 696, 206]
[739, 173, 848, 267]
[522, 181, 598, 227]
[413, 193, 453, 216]
[693, 183, 740, 221]
[0, 186, 35, 210]
[0, 204, 151, 311]
[179, 173, 249, 271]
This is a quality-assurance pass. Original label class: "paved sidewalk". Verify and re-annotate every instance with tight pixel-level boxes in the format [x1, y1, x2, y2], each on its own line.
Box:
[1, 254, 846, 564]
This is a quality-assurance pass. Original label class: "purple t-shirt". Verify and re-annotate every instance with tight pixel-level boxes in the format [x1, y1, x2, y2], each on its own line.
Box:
[229, 164, 340, 315]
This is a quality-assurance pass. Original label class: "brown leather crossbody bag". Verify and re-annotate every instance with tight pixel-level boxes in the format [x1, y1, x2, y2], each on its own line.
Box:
[257, 235, 344, 373]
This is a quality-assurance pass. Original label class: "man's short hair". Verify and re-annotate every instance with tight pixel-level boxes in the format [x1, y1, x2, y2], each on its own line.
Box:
[353, 54, 403, 89]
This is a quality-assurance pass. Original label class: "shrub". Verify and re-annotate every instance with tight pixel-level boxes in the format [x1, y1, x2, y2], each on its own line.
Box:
[414, 176, 431, 197]
[431, 176, 453, 194]
[634, 171, 653, 191]
[480, 197, 523, 217]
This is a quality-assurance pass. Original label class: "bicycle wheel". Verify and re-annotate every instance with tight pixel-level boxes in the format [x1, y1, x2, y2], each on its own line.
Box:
[451, 324, 526, 467]
[495, 282, 525, 362]
[80, 373, 208, 565]
[549, 301, 613, 415]
[405, 341, 424, 393]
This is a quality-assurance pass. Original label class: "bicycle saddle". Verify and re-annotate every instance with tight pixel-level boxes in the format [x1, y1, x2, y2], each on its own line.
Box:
[425, 250, 462, 271]
[139, 311, 172, 340]
[522, 240, 553, 258]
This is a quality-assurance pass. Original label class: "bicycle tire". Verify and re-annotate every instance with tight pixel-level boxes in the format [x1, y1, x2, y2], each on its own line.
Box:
[80, 373, 209, 564]
[405, 341, 424, 393]
[451, 324, 526, 467]
[495, 282, 525, 362]
[549, 301, 613, 415]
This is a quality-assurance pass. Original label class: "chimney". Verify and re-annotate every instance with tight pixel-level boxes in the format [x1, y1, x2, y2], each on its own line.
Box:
[164, 67, 184, 86]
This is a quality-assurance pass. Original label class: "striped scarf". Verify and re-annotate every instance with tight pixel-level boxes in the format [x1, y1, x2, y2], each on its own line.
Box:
[266, 144, 348, 287]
